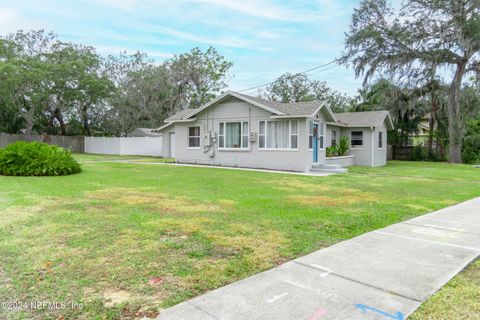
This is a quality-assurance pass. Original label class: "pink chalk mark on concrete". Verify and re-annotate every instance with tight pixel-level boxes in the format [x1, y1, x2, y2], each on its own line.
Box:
[309, 308, 327, 320]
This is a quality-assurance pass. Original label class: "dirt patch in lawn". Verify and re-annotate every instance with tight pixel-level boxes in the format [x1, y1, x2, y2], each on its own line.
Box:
[208, 227, 289, 269]
[87, 187, 222, 214]
[288, 191, 378, 207]
[261, 179, 333, 193]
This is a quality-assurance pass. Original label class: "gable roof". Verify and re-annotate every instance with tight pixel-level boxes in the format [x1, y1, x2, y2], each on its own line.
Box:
[163, 91, 335, 123]
[160, 92, 393, 130]
[235, 93, 329, 117]
[333, 111, 394, 129]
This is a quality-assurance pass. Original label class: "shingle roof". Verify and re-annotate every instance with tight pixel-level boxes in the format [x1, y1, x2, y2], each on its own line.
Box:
[334, 111, 391, 128]
[162, 92, 392, 130]
[164, 108, 197, 122]
[128, 128, 162, 137]
[235, 93, 325, 116]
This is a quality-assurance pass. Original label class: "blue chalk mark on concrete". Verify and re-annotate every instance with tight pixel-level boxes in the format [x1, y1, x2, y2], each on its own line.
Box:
[355, 304, 405, 320]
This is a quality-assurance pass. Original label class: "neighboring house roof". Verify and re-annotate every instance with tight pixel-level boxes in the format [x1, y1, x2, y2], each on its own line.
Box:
[127, 128, 162, 137]
[333, 111, 394, 130]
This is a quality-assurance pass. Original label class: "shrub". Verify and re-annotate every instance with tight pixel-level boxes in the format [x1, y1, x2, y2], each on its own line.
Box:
[410, 145, 427, 161]
[326, 146, 337, 157]
[0, 141, 81, 176]
[462, 134, 480, 164]
[337, 136, 350, 156]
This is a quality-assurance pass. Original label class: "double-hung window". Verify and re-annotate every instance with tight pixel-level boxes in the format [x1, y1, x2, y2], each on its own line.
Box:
[309, 121, 314, 149]
[258, 120, 298, 150]
[378, 131, 383, 149]
[218, 121, 249, 149]
[319, 122, 325, 149]
[188, 127, 200, 148]
[351, 131, 363, 147]
[331, 129, 337, 147]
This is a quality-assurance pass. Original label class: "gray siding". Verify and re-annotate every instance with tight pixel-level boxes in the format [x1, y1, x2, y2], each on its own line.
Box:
[173, 97, 311, 172]
[325, 124, 388, 167]
[343, 127, 374, 166]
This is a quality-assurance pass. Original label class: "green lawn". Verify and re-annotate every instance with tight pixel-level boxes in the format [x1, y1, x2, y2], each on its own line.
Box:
[0, 159, 479, 319]
[411, 258, 480, 320]
[74, 153, 174, 163]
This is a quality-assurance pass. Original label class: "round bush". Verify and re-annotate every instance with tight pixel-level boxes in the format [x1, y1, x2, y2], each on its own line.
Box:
[0, 141, 81, 176]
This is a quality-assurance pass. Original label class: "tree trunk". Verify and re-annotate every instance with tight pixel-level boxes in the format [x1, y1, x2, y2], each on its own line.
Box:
[46, 113, 55, 135]
[82, 104, 92, 136]
[427, 99, 437, 155]
[447, 63, 466, 163]
[54, 108, 66, 136]
[24, 103, 36, 135]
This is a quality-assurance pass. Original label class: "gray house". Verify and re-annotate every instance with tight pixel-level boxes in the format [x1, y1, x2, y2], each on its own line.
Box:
[158, 91, 394, 172]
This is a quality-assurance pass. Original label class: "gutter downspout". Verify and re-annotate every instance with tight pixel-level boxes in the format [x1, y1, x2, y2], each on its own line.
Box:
[370, 126, 375, 167]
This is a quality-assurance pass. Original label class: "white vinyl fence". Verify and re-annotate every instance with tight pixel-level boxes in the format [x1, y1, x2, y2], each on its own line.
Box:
[84, 136, 163, 156]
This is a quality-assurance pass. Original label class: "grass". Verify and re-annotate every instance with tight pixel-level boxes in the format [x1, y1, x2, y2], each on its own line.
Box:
[411, 259, 480, 320]
[0, 158, 479, 319]
[74, 153, 174, 163]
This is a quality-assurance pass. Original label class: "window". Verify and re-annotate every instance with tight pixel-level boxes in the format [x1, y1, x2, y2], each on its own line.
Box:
[378, 131, 383, 149]
[218, 121, 249, 149]
[331, 130, 337, 147]
[188, 127, 200, 148]
[259, 121, 266, 148]
[258, 120, 298, 150]
[319, 122, 325, 149]
[351, 131, 363, 147]
[290, 120, 298, 149]
[309, 121, 314, 149]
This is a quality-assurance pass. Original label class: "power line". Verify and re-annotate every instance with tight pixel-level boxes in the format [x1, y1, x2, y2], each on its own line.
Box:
[237, 59, 339, 93]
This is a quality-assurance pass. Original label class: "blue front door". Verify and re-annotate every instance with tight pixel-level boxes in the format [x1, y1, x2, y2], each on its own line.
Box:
[313, 123, 318, 163]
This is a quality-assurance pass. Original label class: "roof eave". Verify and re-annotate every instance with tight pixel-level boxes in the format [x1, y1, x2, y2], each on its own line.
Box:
[385, 112, 395, 130]
[181, 91, 285, 120]
[327, 121, 347, 127]
[169, 118, 197, 123]
[155, 122, 173, 131]
[311, 101, 337, 122]
[270, 115, 310, 119]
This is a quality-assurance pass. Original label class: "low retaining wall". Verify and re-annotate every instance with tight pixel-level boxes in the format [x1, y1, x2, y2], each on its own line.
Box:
[325, 155, 355, 167]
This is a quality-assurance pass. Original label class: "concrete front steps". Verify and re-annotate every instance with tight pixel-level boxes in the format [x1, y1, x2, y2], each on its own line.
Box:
[310, 163, 348, 174]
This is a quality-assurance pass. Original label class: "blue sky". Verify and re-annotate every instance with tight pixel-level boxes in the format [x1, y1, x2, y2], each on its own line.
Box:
[0, 0, 399, 96]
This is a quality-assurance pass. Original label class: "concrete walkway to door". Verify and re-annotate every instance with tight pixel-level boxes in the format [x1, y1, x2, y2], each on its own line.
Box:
[157, 197, 480, 320]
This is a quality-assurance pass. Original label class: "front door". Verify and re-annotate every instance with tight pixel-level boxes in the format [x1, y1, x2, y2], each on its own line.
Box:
[169, 132, 175, 157]
[313, 122, 319, 163]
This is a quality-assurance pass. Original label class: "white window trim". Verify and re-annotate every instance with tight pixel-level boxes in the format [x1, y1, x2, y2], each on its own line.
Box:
[218, 121, 249, 150]
[187, 126, 201, 149]
[319, 121, 325, 150]
[378, 131, 384, 149]
[308, 120, 315, 151]
[258, 120, 299, 151]
[331, 129, 337, 147]
[351, 130, 364, 148]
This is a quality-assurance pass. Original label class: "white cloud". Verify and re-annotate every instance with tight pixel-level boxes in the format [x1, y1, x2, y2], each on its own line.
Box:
[154, 26, 254, 48]
[187, 0, 312, 21]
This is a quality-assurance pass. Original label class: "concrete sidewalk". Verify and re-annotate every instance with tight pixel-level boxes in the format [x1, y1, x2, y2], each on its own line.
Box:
[157, 197, 480, 320]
